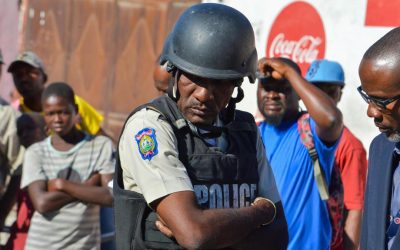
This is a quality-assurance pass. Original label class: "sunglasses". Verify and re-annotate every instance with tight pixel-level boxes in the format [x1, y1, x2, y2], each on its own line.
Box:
[357, 86, 400, 111]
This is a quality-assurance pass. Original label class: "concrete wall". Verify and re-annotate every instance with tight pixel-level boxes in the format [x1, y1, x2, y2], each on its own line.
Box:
[205, 0, 398, 151]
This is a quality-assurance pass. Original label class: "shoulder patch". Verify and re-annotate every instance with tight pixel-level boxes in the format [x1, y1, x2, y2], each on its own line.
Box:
[135, 128, 158, 160]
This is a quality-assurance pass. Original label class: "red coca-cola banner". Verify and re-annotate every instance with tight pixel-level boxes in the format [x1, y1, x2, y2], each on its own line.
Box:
[266, 1, 326, 75]
[365, 0, 400, 27]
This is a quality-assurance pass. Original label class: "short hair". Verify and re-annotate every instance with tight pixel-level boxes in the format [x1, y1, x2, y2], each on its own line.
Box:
[363, 27, 400, 60]
[17, 112, 45, 135]
[42, 82, 75, 105]
[276, 57, 302, 75]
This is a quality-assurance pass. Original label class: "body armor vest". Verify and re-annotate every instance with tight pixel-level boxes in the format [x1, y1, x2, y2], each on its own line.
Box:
[113, 96, 259, 249]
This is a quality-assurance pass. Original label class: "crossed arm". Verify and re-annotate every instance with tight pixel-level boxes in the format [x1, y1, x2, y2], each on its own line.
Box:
[152, 191, 288, 250]
[28, 173, 113, 214]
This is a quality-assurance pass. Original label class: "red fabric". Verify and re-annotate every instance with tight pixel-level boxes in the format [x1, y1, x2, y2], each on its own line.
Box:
[335, 127, 368, 210]
[330, 127, 368, 250]
[328, 165, 345, 250]
[5, 189, 34, 250]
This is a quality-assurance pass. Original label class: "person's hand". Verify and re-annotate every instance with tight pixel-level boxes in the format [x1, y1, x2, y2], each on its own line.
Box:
[155, 215, 174, 238]
[257, 57, 294, 81]
[84, 172, 101, 186]
[47, 178, 65, 192]
[251, 197, 277, 226]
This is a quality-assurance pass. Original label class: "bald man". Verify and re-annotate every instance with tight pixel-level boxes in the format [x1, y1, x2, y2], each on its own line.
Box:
[358, 27, 400, 250]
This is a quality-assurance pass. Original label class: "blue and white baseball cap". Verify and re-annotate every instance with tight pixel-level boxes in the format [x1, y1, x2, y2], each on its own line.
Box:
[305, 59, 345, 86]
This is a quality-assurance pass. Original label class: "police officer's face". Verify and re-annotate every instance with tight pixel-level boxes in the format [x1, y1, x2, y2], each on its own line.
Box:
[359, 58, 400, 142]
[11, 63, 46, 99]
[176, 72, 236, 125]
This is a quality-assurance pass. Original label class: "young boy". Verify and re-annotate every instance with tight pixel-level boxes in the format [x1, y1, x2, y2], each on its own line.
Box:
[21, 82, 114, 250]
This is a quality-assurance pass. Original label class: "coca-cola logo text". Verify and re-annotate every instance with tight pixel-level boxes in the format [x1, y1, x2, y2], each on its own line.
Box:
[269, 33, 321, 64]
[266, 1, 326, 75]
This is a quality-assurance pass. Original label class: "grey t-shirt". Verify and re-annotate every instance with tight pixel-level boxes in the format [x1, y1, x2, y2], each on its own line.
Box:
[21, 135, 115, 250]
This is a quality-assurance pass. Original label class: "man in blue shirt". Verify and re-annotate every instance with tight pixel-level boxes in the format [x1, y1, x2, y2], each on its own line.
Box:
[257, 57, 343, 249]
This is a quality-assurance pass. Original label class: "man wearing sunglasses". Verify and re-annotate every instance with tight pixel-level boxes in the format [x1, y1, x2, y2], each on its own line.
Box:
[257, 57, 343, 250]
[359, 27, 400, 250]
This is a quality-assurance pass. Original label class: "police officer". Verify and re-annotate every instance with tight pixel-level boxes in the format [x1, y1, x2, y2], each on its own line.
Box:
[114, 3, 288, 249]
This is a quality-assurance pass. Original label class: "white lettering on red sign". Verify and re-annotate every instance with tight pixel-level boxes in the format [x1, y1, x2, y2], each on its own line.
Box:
[269, 33, 321, 63]
[265, 1, 326, 74]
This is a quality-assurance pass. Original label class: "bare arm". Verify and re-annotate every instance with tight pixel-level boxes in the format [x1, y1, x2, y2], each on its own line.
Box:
[49, 173, 113, 206]
[344, 209, 362, 250]
[258, 58, 343, 143]
[231, 202, 288, 250]
[152, 191, 279, 250]
[28, 180, 76, 214]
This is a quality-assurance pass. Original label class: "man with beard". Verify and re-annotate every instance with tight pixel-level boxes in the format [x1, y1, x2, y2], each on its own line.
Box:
[114, 3, 288, 250]
[7, 51, 105, 136]
[256, 57, 343, 250]
[359, 27, 400, 250]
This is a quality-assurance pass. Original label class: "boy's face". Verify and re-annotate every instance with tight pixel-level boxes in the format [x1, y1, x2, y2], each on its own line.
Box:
[17, 117, 45, 148]
[43, 95, 78, 136]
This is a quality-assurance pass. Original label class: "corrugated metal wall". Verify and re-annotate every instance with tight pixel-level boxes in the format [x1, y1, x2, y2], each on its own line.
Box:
[18, 0, 198, 140]
[0, 0, 20, 102]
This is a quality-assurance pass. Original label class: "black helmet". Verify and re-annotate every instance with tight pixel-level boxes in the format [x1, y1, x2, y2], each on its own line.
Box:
[160, 3, 257, 83]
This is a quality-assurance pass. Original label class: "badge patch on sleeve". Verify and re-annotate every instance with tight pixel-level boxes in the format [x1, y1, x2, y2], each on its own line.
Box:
[135, 128, 158, 160]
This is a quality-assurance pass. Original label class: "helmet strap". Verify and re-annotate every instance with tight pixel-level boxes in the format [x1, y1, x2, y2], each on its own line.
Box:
[223, 86, 244, 123]
[167, 66, 180, 101]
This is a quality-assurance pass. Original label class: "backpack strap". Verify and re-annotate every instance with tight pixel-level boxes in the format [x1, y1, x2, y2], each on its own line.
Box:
[297, 113, 329, 201]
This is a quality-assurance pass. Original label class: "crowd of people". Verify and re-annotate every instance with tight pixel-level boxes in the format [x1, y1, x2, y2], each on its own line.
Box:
[0, 2, 399, 250]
